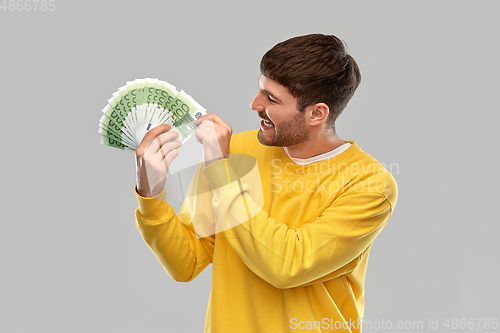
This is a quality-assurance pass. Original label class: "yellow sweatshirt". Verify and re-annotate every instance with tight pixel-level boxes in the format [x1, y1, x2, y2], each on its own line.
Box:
[135, 130, 398, 333]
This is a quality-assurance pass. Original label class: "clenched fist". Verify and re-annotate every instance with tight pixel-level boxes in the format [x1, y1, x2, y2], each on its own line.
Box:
[194, 113, 232, 167]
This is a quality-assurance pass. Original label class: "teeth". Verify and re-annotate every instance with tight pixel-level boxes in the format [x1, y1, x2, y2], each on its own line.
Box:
[263, 119, 274, 127]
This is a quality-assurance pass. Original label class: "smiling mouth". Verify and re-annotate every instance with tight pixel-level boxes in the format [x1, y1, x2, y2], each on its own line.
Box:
[258, 111, 275, 128]
[262, 119, 274, 127]
[260, 118, 275, 131]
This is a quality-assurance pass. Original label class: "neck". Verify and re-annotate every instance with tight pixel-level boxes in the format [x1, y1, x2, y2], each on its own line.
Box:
[285, 130, 345, 159]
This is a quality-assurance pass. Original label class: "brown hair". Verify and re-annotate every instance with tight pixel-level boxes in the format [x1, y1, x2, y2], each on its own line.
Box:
[260, 33, 361, 131]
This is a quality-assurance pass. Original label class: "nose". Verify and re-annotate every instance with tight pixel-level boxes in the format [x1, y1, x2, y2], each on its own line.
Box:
[250, 92, 265, 112]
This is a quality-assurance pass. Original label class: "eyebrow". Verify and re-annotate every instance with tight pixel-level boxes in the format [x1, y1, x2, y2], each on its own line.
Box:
[261, 89, 282, 103]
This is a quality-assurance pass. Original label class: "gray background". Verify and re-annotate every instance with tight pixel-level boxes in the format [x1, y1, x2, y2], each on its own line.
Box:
[1, 0, 499, 332]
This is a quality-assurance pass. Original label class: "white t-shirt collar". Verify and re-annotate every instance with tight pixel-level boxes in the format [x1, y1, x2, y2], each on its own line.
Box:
[283, 142, 352, 166]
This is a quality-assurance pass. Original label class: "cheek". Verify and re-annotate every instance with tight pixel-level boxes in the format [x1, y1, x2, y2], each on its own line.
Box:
[266, 108, 285, 124]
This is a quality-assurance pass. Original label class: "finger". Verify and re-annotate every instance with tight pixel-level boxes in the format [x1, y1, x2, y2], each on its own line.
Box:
[141, 124, 172, 146]
[195, 127, 212, 143]
[136, 124, 172, 156]
[162, 148, 180, 167]
[150, 140, 183, 165]
[199, 113, 232, 134]
[194, 114, 212, 125]
[206, 113, 229, 127]
[198, 120, 232, 140]
[197, 120, 216, 132]
[198, 116, 227, 133]
[157, 137, 166, 159]
[195, 113, 225, 126]
[158, 140, 182, 159]
[144, 130, 180, 156]
[195, 126, 222, 149]
[195, 127, 206, 145]
[194, 117, 213, 130]
[146, 149, 180, 188]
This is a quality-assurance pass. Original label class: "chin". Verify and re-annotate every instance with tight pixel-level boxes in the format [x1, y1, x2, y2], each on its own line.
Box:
[257, 129, 278, 147]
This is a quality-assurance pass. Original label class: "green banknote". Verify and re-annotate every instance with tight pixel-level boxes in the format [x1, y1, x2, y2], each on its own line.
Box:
[98, 78, 206, 151]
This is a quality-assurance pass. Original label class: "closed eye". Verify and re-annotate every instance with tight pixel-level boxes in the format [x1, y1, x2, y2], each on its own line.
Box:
[261, 89, 281, 104]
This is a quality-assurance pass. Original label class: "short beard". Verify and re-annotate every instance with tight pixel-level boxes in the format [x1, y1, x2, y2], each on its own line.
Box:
[257, 111, 309, 147]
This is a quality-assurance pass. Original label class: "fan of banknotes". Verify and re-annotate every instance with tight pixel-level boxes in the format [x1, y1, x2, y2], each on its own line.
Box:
[98, 78, 206, 151]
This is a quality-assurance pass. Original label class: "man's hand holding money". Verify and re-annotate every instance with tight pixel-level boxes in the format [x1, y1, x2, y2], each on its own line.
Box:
[135, 124, 182, 198]
[194, 113, 232, 168]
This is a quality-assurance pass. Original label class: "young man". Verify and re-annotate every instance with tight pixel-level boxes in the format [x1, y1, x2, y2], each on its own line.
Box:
[134, 34, 398, 332]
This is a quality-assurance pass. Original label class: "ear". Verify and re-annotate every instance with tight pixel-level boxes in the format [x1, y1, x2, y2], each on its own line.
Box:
[308, 103, 329, 127]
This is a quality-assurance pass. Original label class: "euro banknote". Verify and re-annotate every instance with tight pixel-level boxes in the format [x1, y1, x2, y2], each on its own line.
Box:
[98, 78, 206, 151]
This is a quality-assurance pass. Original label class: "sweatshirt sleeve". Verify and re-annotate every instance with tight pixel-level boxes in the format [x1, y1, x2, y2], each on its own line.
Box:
[203, 159, 397, 289]
[134, 184, 215, 283]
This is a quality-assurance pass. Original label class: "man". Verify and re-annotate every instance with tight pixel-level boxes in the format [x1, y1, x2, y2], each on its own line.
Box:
[134, 34, 398, 332]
